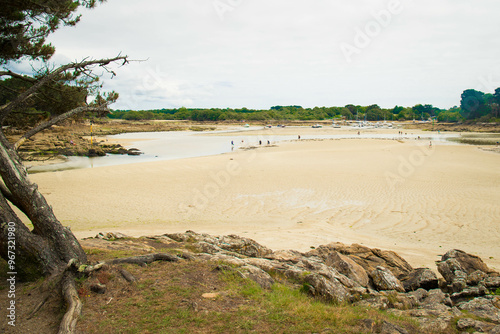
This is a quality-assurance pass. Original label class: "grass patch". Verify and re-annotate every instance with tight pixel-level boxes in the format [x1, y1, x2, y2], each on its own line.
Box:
[75, 246, 423, 334]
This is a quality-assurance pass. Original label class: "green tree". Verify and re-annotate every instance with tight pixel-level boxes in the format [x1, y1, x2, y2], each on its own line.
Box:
[460, 89, 489, 119]
[1, 2, 129, 332]
[0, 0, 103, 64]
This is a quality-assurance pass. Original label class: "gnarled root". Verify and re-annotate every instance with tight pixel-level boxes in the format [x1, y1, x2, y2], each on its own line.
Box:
[58, 272, 82, 334]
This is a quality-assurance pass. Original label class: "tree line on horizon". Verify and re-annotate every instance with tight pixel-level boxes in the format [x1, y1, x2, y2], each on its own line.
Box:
[1, 72, 500, 125]
[107, 88, 500, 123]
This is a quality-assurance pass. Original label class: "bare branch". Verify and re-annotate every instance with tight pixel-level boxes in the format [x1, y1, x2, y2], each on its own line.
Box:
[0, 70, 37, 82]
[14, 105, 108, 150]
[0, 55, 128, 122]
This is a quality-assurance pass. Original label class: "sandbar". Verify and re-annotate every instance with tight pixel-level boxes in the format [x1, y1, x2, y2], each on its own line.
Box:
[28, 127, 500, 271]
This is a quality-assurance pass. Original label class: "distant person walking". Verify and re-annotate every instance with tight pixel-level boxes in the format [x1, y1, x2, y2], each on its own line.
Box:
[429, 141, 432, 148]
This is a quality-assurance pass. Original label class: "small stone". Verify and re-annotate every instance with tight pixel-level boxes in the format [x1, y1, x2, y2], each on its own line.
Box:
[90, 283, 106, 294]
[202, 293, 220, 299]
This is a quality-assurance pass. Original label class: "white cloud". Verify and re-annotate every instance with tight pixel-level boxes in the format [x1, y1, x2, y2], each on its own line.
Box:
[10, 0, 500, 109]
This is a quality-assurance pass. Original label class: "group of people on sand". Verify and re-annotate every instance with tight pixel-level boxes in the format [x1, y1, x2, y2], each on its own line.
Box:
[231, 139, 271, 148]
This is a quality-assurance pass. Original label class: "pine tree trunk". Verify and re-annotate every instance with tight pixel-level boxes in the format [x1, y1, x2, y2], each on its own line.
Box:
[0, 134, 86, 280]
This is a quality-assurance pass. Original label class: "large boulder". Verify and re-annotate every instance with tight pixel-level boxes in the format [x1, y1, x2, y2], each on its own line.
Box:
[303, 273, 351, 303]
[441, 249, 495, 275]
[217, 234, 273, 258]
[436, 258, 467, 292]
[324, 251, 370, 287]
[370, 266, 405, 292]
[400, 268, 439, 292]
[312, 243, 413, 278]
[238, 265, 275, 289]
[266, 250, 303, 263]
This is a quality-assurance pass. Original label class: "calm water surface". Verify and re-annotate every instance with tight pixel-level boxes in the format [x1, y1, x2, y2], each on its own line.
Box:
[28, 126, 459, 173]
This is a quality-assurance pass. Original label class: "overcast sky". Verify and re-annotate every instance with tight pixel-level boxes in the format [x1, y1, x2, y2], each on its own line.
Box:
[16, 0, 500, 110]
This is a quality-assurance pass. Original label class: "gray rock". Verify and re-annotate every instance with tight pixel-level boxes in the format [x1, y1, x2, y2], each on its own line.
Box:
[409, 288, 428, 303]
[456, 318, 495, 332]
[303, 273, 351, 303]
[355, 295, 389, 310]
[458, 296, 500, 323]
[165, 230, 218, 244]
[379, 320, 409, 334]
[218, 234, 273, 257]
[484, 276, 500, 289]
[324, 251, 370, 287]
[422, 289, 452, 307]
[358, 319, 376, 333]
[468, 270, 488, 286]
[194, 241, 225, 254]
[210, 253, 246, 266]
[436, 258, 468, 292]
[245, 257, 281, 272]
[238, 265, 275, 289]
[266, 250, 303, 263]
[370, 266, 405, 292]
[298, 258, 357, 288]
[401, 268, 439, 292]
[451, 285, 488, 300]
[312, 242, 413, 278]
[441, 249, 495, 275]
[490, 325, 500, 334]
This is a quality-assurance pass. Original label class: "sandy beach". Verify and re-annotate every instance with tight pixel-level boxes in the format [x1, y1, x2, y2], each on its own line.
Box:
[28, 127, 500, 271]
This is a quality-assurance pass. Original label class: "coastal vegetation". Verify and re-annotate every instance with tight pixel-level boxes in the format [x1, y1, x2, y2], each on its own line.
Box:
[107, 90, 500, 123]
[0, 1, 132, 332]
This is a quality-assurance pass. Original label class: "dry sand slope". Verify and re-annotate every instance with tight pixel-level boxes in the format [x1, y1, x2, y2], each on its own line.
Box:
[29, 136, 500, 271]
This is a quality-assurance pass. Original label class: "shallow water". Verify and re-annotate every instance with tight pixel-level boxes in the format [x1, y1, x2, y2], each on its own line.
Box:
[28, 126, 459, 173]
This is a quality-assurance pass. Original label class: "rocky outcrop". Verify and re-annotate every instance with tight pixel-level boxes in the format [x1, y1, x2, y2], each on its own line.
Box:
[90, 231, 500, 333]
[400, 268, 439, 292]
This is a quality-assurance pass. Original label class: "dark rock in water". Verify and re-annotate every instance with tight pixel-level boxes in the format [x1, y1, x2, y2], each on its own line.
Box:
[400, 267, 438, 292]
[88, 148, 105, 157]
[127, 148, 142, 156]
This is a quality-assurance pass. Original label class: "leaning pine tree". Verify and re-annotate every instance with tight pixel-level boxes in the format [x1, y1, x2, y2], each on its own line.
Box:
[0, 1, 132, 333]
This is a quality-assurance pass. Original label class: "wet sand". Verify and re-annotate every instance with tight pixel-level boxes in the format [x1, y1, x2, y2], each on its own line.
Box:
[28, 128, 500, 271]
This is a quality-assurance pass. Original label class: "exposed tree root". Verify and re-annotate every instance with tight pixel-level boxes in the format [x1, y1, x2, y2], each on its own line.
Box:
[105, 253, 180, 266]
[54, 253, 184, 332]
[58, 272, 82, 334]
[118, 268, 137, 283]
